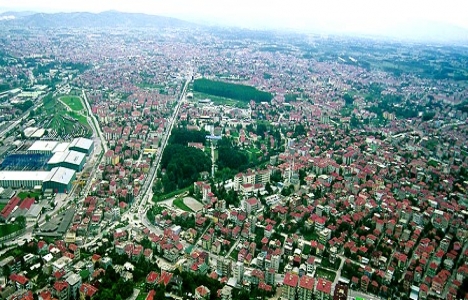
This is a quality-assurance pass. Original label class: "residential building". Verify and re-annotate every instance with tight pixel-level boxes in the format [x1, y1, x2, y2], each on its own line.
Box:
[282, 272, 299, 300]
[195, 285, 210, 300]
[298, 275, 314, 300]
[53, 281, 69, 300]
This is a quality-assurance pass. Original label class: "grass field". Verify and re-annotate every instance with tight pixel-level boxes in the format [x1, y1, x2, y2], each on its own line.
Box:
[0, 223, 22, 238]
[192, 91, 248, 108]
[60, 96, 84, 111]
[17, 191, 41, 200]
[0, 203, 6, 211]
[69, 111, 90, 128]
[316, 267, 337, 282]
[173, 198, 194, 212]
[230, 249, 239, 260]
[153, 187, 190, 202]
[43, 96, 92, 137]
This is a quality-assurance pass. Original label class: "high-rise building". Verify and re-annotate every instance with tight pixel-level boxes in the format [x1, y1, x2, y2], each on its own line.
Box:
[265, 268, 276, 286]
[233, 261, 244, 284]
[282, 272, 299, 300]
[298, 275, 315, 300]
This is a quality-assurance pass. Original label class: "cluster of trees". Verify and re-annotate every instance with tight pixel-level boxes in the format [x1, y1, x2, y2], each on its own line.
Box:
[367, 93, 419, 119]
[13, 100, 33, 112]
[343, 93, 354, 106]
[177, 270, 222, 300]
[146, 205, 166, 224]
[94, 266, 134, 300]
[157, 128, 211, 193]
[209, 181, 240, 207]
[193, 78, 273, 103]
[0, 83, 12, 93]
[216, 137, 249, 173]
[456, 100, 468, 113]
[160, 144, 210, 193]
[169, 128, 207, 145]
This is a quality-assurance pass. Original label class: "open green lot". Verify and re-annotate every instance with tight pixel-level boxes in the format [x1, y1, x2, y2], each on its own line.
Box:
[42, 95, 91, 137]
[230, 249, 240, 260]
[192, 91, 248, 108]
[60, 96, 84, 111]
[173, 198, 194, 212]
[17, 191, 42, 200]
[0, 223, 22, 238]
[316, 267, 337, 281]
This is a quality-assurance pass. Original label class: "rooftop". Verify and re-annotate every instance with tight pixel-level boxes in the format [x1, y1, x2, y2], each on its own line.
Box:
[28, 141, 59, 152]
[69, 137, 94, 150]
[52, 142, 70, 153]
[0, 171, 50, 182]
[43, 167, 76, 185]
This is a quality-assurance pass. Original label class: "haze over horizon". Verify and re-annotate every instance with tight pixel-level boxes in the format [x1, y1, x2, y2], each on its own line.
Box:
[1, 0, 468, 41]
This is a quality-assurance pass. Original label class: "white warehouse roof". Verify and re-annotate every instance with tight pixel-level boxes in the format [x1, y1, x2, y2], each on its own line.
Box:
[43, 167, 76, 185]
[48, 152, 66, 165]
[28, 141, 59, 152]
[69, 137, 93, 151]
[52, 142, 70, 153]
[48, 150, 85, 166]
[31, 128, 45, 139]
[64, 150, 86, 165]
[0, 171, 50, 182]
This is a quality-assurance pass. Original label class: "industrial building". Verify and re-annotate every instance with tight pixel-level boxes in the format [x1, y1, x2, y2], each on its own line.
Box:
[47, 150, 86, 171]
[0, 136, 89, 193]
[42, 167, 76, 193]
[69, 137, 94, 155]
[27, 141, 59, 154]
[52, 142, 70, 153]
[0, 171, 50, 189]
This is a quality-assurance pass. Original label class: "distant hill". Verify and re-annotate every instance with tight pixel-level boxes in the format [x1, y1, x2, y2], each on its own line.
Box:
[0, 11, 192, 28]
[377, 20, 468, 44]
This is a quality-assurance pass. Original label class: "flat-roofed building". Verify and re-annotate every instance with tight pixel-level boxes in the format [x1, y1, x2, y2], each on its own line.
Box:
[25, 204, 42, 223]
[282, 272, 299, 300]
[0, 171, 49, 189]
[298, 274, 315, 300]
[65, 272, 82, 300]
[47, 150, 86, 171]
[69, 137, 94, 155]
[27, 141, 59, 154]
[52, 142, 70, 153]
[42, 167, 76, 193]
[31, 128, 46, 139]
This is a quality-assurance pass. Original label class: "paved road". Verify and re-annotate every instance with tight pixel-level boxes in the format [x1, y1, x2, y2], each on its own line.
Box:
[127, 288, 140, 300]
[82, 89, 108, 154]
[125, 74, 192, 219]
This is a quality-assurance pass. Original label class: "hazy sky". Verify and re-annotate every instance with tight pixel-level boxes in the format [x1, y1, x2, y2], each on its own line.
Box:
[1, 0, 468, 34]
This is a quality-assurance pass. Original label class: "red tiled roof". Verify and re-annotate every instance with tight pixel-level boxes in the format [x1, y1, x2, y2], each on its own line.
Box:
[299, 275, 314, 291]
[195, 285, 210, 297]
[316, 277, 332, 294]
[19, 197, 35, 210]
[146, 290, 156, 300]
[159, 271, 173, 286]
[54, 281, 69, 292]
[10, 273, 29, 285]
[283, 272, 299, 287]
[1, 196, 21, 219]
[146, 271, 159, 284]
[80, 283, 98, 297]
